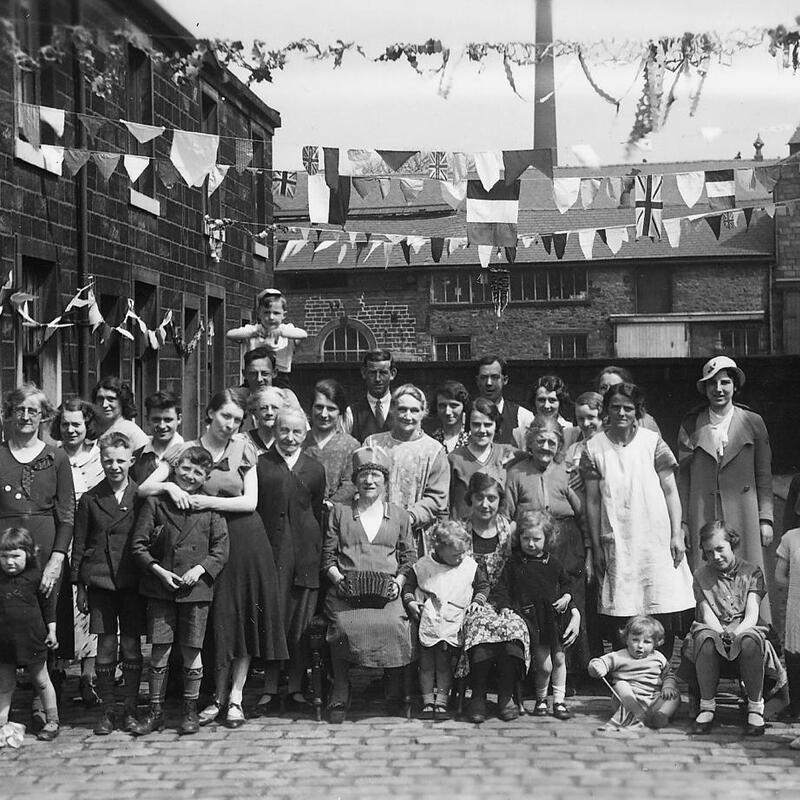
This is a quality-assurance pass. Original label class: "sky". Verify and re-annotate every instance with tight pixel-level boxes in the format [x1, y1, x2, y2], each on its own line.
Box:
[159, 0, 800, 167]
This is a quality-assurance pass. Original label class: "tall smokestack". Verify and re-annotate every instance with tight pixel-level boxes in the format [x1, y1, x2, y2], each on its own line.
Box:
[533, 0, 557, 165]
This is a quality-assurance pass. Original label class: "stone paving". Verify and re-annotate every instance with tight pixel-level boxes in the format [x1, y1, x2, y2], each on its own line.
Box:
[3, 678, 800, 800]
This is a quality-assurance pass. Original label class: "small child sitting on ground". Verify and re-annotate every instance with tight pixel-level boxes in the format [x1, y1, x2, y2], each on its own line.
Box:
[404, 520, 489, 720]
[588, 614, 680, 731]
[226, 289, 307, 389]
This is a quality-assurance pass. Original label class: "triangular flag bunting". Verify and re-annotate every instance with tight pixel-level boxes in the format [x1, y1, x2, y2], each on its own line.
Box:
[78, 114, 105, 142]
[675, 172, 704, 208]
[123, 154, 150, 184]
[662, 218, 682, 248]
[504, 247, 517, 263]
[577, 229, 595, 260]
[92, 152, 120, 182]
[39, 106, 65, 138]
[235, 138, 254, 173]
[63, 148, 91, 176]
[744, 207, 753, 228]
[400, 240, 411, 266]
[378, 178, 391, 199]
[440, 180, 467, 210]
[552, 177, 581, 213]
[430, 238, 444, 263]
[399, 178, 424, 204]
[121, 120, 165, 144]
[705, 215, 722, 239]
[207, 164, 230, 196]
[553, 232, 568, 260]
[352, 178, 373, 199]
[580, 179, 601, 209]
[473, 151, 503, 191]
[364, 241, 382, 263]
[377, 150, 416, 172]
[604, 227, 629, 255]
[156, 159, 179, 189]
[478, 245, 493, 269]
[541, 234, 552, 255]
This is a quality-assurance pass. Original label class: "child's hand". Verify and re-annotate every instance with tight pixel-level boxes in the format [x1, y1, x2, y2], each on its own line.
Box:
[188, 494, 211, 511]
[561, 609, 581, 647]
[76, 584, 89, 615]
[661, 686, 679, 701]
[44, 628, 58, 650]
[468, 601, 483, 613]
[164, 483, 192, 510]
[587, 660, 606, 679]
[552, 593, 571, 614]
[180, 565, 205, 587]
[407, 601, 422, 621]
[156, 568, 183, 591]
[387, 580, 400, 601]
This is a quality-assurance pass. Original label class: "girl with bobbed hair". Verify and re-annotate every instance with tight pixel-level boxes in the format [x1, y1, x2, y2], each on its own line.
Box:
[429, 380, 471, 454]
[516, 375, 577, 453]
[364, 383, 450, 554]
[91, 377, 148, 450]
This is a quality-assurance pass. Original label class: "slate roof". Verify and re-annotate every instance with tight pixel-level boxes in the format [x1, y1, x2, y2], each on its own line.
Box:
[274, 157, 777, 271]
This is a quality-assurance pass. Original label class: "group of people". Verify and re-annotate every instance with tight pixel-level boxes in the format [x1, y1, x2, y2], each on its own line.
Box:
[0, 341, 798, 748]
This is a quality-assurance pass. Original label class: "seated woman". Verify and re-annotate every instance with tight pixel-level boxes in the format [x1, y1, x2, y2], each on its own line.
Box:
[322, 445, 417, 723]
[683, 520, 783, 736]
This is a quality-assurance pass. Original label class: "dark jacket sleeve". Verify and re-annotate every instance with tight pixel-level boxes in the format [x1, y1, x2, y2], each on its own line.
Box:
[321, 504, 342, 573]
[784, 474, 800, 532]
[130, 497, 159, 573]
[52, 449, 75, 554]
[199, 511, 229, 579]
[70, 493, 90, 584]
[395, 513, 418, 578]
[402, 567, 420, 606]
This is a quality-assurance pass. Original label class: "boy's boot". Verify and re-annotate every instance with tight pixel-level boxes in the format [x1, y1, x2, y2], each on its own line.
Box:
[93, 662, 117, 735]
[120, 659, 143, 732]
[180, 667, 203, 735]
[130, 702, 165, 736]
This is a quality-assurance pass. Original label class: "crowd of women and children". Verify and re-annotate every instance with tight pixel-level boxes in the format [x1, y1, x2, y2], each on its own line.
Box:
[1, 294, 799, 751]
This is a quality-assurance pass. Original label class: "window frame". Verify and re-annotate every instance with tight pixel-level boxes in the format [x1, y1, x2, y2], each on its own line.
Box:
[320, 322, 371, 362]
[433, 335, 472, 361]
[547, 332, 589, 360]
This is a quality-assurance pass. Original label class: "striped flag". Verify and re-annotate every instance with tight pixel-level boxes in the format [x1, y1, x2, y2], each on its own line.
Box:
[705, 169, 735, 210]
[635, 174, 663, 240]
[308, 174, 351, 225]
[466, 180, 520, 246]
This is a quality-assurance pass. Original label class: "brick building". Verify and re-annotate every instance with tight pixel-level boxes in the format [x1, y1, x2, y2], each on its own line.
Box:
[0, 0, 278, 437]
[274, 158, 777, 365]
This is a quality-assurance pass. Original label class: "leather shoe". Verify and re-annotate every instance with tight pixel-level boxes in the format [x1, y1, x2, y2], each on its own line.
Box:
[689, 713, 714, 735]
[225, 701, 245, 729]
[180, 700, 200, 735]
[93, 710, 115, 736]
[36, 721, 59, 742]
[130, 704, 165, 737]
[745, 712, 765, 737]
[498, 698, 519, 722]
[467, 696, 486, 724]
[552, 702, 571, 721]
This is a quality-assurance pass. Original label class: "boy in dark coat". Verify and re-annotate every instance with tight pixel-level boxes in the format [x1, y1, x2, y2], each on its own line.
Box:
[130, 445, 228, 735]
[72, 431, 144, 735]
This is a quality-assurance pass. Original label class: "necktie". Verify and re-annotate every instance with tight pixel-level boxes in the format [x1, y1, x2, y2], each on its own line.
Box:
[374, 400, 384, 429]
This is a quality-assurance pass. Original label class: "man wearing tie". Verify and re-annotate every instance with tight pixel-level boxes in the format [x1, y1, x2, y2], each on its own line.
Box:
[346, 349, 397, 443]
[474, 355, 533, 446]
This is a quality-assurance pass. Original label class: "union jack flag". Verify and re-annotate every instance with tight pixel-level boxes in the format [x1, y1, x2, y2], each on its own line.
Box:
[302, 146, 319, 175]
[634, 174, 663, 240]
[426, 151, 449, 181]
[272, 171, 297, 198]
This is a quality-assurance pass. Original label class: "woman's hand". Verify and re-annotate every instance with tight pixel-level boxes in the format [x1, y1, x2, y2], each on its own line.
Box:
[386, 580, 400, 601]
[39, 553, 65, 597]
[164, 483, 192, 510]
[406, 600, 422, 621]
[760, 522, 774, 548]
[188, 494, 212, 511]
[561, 610, 580, 647]
[670, 533, 686, 567]
[44, 625, 58, 651]
[552, 593, 571, 614]
[76, 584, 89, 615]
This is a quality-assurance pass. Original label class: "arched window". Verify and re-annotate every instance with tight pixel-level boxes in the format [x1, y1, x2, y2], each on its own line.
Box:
[321, 321, 371, 362]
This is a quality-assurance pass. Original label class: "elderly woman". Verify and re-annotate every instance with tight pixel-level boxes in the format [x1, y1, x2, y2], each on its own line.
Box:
[364, 383, 450, 554]
[429, 380, 471, 454]
[256, 407, 326, 712]
[448, 398, 515, 522]
[683, 521, 778, 736]
[91, 377, 148, 450]
[505, 416, 589, 670]
[51, 399, 105, 706]
[245, 385, 302, 455]
[323, 445, 417, 723]
[302, 379, 360, 507]
[0, 383, 75, 730]
[582, 382, 695, 658]
[678, 356, 773, 618]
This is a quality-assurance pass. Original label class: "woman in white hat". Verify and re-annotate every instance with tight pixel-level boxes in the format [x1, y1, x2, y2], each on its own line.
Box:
[677, 356, 773, 619]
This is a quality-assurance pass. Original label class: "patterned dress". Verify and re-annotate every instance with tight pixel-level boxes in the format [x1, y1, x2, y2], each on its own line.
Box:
[457, 516, 530, 676]
[448, 443, 514, 522]
[302, 430, 360, 504]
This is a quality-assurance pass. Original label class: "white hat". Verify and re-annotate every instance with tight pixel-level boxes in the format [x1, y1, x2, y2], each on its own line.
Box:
[696, 356, 746, 395]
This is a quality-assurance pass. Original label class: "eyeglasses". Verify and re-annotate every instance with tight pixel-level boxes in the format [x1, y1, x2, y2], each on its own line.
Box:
[13, 407, 42, 419]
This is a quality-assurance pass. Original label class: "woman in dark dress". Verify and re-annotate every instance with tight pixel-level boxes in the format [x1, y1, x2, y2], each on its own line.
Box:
[0, 383, 75, 730]
[140, 389, 287, 728]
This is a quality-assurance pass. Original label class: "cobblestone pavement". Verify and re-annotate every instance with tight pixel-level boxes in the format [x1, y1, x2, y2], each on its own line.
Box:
[3, 678, 800, 800]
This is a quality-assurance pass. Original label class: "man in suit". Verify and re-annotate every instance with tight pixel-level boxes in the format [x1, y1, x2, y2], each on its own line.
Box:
[71, 431, 144, 735]
[239, 347, 302, 432]
[346, 348, 397, 443]
[256, 408, 326, 705]
[474, 355, 533, 446]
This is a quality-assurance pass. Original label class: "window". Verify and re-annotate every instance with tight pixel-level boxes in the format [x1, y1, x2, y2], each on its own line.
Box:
[14, 0, 57, 157]
[718, 326, 760, 356]
[434, 336, 471, 361]
[430, 272, 487, 304]
[635, 266, 672, 314]
[127, 44, 156, 199]
[321, 324, 370, 362]
[201, 87, 221, 220]
[548, 333, 588, 359]
[430, 268, 587, 305]
[19, 256, 57, 388]
[252, 126, 269, 228]
[510, 267, 587, 302]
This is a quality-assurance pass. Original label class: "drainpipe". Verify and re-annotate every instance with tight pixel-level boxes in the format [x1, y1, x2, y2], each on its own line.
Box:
[72, 0, 90, 397]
